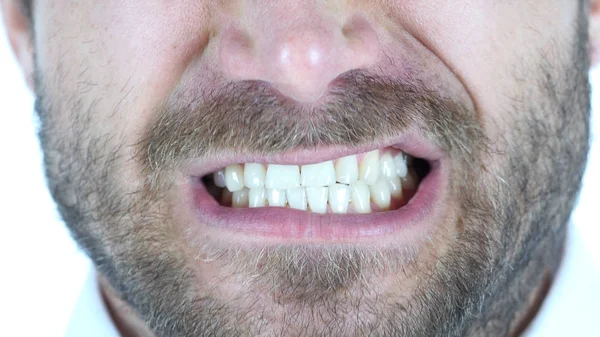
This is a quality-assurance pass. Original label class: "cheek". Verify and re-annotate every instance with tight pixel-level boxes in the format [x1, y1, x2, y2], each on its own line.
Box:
[392, 0, 579, 143]
[35, 1, 214, 181]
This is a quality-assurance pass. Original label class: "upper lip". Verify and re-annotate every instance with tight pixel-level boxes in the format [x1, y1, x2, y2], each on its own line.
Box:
[180, 131, 445, 179]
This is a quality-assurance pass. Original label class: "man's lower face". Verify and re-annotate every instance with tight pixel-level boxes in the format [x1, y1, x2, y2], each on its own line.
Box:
[36, 5, 590, 337]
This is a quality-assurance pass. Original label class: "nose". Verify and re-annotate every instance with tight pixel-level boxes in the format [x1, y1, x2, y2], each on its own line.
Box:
[219, 4, 380, 102]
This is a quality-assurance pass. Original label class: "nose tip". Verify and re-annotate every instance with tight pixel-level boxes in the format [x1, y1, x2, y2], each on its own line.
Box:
[274, 35, 333, 101]
[220, 16, 380, 102]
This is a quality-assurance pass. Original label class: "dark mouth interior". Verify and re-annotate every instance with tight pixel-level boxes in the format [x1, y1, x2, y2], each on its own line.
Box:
[203, 176, 224, 201]
[413, 157, 431, 180]
[201, 157, 431, 208]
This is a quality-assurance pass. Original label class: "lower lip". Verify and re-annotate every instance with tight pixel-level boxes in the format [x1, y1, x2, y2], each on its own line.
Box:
[191, 162, 445, 242]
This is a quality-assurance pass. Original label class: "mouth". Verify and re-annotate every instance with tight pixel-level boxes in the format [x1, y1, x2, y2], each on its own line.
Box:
[187, 137, 446, 241]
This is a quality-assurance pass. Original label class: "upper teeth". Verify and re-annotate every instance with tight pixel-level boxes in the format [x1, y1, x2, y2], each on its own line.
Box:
[359, 150, 380, 185]
[301, 161, 336, 187]
[213, 150, 414, 213]
[335, 155, 359, 184]
[265, 164, 301, 189]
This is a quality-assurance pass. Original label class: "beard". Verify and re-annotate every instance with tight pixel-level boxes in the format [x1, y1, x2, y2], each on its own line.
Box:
[35, 7, 590, 337]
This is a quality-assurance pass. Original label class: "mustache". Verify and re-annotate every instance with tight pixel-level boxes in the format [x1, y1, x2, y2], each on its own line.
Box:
[139, 70, 486, 174]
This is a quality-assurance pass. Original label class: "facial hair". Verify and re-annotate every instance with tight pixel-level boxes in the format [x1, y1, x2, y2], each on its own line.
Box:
[36, 6, 589, 337]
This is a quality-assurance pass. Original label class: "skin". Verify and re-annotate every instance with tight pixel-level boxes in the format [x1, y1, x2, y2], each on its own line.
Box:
[2, 1, 600, 336]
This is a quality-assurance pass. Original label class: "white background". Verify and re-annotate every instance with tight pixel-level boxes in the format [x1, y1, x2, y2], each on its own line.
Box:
[1, 15, 599, 337]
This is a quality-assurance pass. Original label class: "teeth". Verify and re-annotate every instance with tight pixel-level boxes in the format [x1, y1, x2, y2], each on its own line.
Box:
[394, 153, 408, 178]
[359, 150, 380, 185]
[334, 155, 359, 184]
[306, 187, 328, 214]
[225, 164, 245, 192]
[232, 188, 249, 208]
[350, 181, 371, 213]
[388, 176, 403, 199]
[287, 187, 308, 211]
[267, 188, 287, 207]
[213, 149, 416, 213]
[214, 169, 226, 188]
[249, 188, 267, 208]
[380, 153, 397, 178]
[370, 180, 391, 210]
[244, 163, 266, 189]
[265, 165, 300, 189]
[329, 184, 351, 214]
[301, 161, 336, 187]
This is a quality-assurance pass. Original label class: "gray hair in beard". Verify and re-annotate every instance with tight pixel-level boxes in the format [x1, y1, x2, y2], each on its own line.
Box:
[37, 8, 589, 332]
[128, 70, 498, 335]
[140, 71, 486, 177]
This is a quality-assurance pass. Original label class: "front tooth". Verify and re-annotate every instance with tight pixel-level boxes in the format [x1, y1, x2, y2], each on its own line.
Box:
[301, 160, 336, 187]
[350, 181, 371, 213]
[287, 187, 308, 210]
[249, 188, 267, 208]
[244, 163, 266, 189]
[232, 188, 249, 208]
[370, 180, 391, 210]
[329, 184, 350, 214]
[380, 153, 397, 178]
[213, 169, 226, 187]
[359, 150, 380, 185]
[225, 164, 245, 192]
[265, 165, 300, 189]
[394, 153, 408, 178]
[388, 176, 403, 198]
[335, 155, 359, 184]
[267, 188, 287, 207]
[306, 187, 328, 214]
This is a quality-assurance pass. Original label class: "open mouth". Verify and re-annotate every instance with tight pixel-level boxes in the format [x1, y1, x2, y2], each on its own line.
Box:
[186, 138, 445, 240]
[200, 147, 431, 214]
